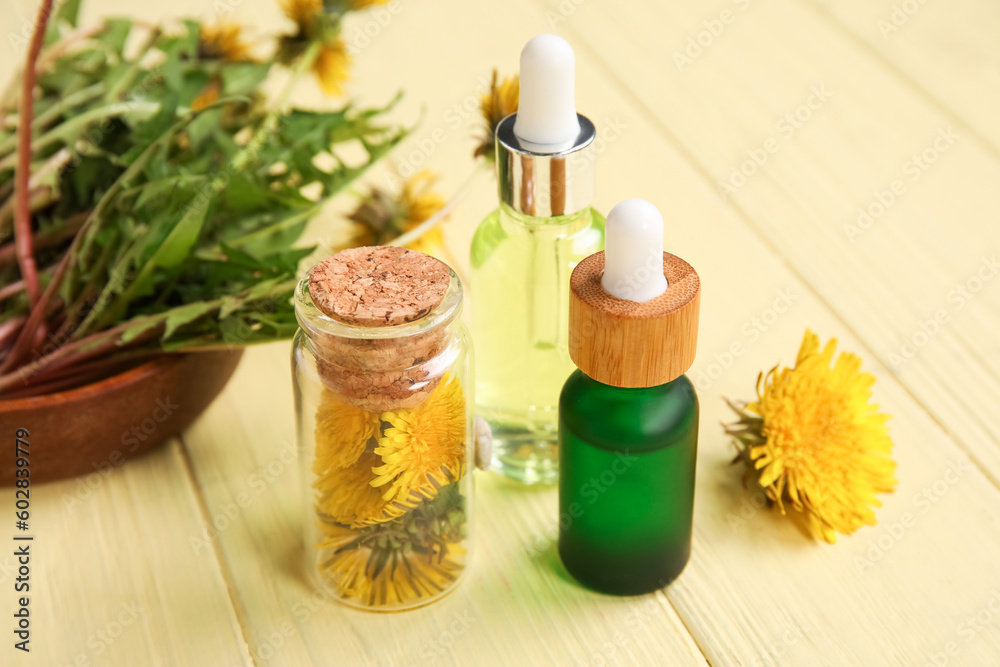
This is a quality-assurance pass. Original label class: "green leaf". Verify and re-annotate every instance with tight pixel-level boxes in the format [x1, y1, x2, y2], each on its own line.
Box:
[57, 0, 82, 27]
[244, 277, 288, 302]
[163, 302, 215, 339]
[120, 317, 161, 344]
[219, 296, 243, 319]
[129, 202, 210, 297]
[221, 172, 276, 212]
[178, 20, 200, 57]
[133, 175, 209, 210]
[126, 95, 179, 159]
[220, 63, 271, 97]
[14, 30, 409, 365]
[98, 19, 133, 55]
[187, 107, 222, 151]
[69, 157, 120, 205]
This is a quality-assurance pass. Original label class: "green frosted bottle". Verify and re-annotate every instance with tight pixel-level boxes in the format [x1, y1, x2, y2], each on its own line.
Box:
[558, 199, 701, 595]
[559, 371, 698, 594]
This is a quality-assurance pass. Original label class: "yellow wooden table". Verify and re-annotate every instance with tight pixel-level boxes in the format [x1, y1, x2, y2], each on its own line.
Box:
[3, 0, 1000, 664]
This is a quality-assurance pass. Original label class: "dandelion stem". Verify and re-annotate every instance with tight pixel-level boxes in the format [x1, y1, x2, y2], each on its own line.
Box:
[13, 0, 55, 309]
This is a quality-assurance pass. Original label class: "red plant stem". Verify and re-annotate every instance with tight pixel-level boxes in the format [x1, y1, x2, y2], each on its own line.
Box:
[0, 260, 59, 304]
[27, 348, 145, 382]
[13, 0, 55, 309]
[0, 280, 25, 303]
[0, 359, 138, 399]
[1, 373, 94, 399]
[0, 350, 157, 399]
[0, 211, 86, 268]
[0, 236, 68, 375]
[0, 316, 27, 355]
[0, 316, 162, 394]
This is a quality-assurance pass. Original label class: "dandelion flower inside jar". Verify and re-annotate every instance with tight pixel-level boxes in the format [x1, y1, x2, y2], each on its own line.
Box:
[292, 246, 479, 611]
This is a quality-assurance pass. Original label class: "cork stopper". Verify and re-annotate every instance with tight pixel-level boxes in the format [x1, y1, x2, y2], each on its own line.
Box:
[309, 246, 450, 327]
[306, 247, 456, 412]
[569, 251, 700, 388]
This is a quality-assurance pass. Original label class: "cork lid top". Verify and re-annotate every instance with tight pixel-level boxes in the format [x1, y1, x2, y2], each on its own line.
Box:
[308, 246, 451, 327]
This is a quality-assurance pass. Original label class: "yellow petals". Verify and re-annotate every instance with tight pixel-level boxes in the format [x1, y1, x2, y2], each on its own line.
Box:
[474, 69, 519, 160]
[313, 40, 350, 96]
[345, 170, 449, 256]
[191, 80, 221, 112]
[199, 22, 254, 62]
[316, 521, 466, 608]
[372, 373, 466, 504]
[313, 389, 380, 475]
[281, 0, 322, 29]
[314, 451, 395, 527]
[726, 330, 897, 543]
[277, 0, 352, 96]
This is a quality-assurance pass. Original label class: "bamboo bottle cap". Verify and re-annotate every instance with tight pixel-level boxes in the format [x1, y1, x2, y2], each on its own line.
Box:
[568, 251, 700, 388]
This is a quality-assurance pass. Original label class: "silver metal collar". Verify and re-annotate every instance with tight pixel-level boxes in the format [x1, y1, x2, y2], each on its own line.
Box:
[496, 113, 596, 218]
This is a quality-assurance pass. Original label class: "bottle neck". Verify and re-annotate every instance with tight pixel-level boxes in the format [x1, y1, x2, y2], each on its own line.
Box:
[498, 202, 594, 237]
[579, 368, 694, 393]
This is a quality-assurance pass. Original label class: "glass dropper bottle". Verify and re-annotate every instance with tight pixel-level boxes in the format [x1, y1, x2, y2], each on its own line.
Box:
[470, 34, 605, 484]
[559, 199, 701, 595]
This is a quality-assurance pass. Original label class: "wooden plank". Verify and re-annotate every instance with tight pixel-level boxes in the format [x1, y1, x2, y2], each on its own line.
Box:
[0, 442, 252, 667]
[805, 0, 1000, 152]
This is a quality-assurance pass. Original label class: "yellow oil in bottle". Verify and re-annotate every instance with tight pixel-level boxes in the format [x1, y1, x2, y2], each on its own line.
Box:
[470, 203, 604, 483]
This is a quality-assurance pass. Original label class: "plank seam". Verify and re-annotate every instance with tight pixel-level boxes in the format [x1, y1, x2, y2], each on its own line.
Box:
[175, 434, 261, 667]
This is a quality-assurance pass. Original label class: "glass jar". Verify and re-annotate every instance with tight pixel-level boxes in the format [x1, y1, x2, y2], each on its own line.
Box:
[292, 247, 475, 611]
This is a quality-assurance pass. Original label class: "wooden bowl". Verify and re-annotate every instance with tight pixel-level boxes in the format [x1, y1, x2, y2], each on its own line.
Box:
[0, 350, 243, 485]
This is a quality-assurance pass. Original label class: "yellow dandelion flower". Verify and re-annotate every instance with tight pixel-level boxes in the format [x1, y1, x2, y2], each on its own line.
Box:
[314, 451, 397, 527]
[474, 69, 519, 160]
[278, 0, 351, 95]
[395, 170, 447, 256]
[316, 520, 466, 608]
[371, 373, 466, 504]
[313, 389, 380, 475]
[281, 0, 322, 31]
[315, 448, 446, 528]
[191, 79, 221, 111]
[313, 39, 351, 96]
[726, 330, 897, 543]
[199, 22, 255, 62]
[345, 170, 447, 256]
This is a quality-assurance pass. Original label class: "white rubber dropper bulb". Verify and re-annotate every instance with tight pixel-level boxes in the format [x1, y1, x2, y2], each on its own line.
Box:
[601, 199, 669, 303]
[513, 34, 581, 148]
